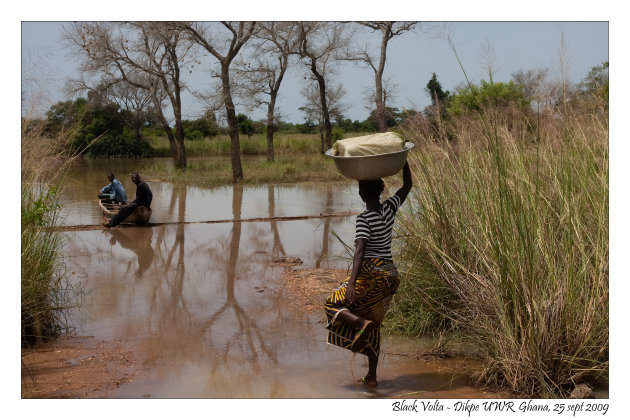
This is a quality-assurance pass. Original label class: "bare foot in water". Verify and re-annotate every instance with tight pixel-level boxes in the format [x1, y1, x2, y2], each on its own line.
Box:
[358, 376, 378, 387]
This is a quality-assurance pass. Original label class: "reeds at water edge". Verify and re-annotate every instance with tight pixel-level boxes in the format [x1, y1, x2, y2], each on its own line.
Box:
[390, 101, 608, 397]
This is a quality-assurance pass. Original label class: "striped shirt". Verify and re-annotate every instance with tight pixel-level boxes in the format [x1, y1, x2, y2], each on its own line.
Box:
[355, 195, 401, 260]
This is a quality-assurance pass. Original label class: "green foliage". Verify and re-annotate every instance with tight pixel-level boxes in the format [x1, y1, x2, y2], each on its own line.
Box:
[22, 182, 81, 345]
[332, 127, 344, 141]
[294, 119, 317, 134]
[579, 61, 609, 101]
[181, 118, 219, 139]
[425, 72, 450, 106]
[335, 118, 376, 133]
[21, 187, 60, 228]
[45, 97, 156, 158]
[446, 80, 530, 115]
[367, 107, 402, 129]
[84, 131, 154, 158]
[236, 113, 256, 138]
[44, 98, 88, 134]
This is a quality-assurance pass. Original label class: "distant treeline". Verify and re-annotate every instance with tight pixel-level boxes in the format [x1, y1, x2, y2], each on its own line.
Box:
[30, 61, 608, 159]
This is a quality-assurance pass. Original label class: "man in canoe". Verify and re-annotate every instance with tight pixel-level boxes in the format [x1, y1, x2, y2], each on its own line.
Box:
[103, 173, 153, 228]
[98, 172, 128, 204]
[323, 161, 412, 387]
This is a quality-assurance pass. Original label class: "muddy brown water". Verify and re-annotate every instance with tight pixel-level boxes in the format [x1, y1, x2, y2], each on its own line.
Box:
[58, 157, 500, 398]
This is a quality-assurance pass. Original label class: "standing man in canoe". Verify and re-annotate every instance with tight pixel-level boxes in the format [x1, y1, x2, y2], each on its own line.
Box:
[103, 173, 153, 228]
[324, 161, 412, 387]
[98, 172, 128, 204]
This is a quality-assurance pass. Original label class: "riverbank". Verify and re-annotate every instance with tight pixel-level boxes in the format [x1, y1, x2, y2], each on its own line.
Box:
[21, 336, 144, 398]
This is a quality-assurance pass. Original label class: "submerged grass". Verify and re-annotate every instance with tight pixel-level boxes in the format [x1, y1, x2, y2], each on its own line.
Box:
[389, 102, 608, 397]
[141, 154, 345, 188]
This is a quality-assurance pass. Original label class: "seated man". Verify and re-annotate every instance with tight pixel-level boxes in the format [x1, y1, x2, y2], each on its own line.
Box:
[98, 172, 128, 204]
[103, 173, 152, 228]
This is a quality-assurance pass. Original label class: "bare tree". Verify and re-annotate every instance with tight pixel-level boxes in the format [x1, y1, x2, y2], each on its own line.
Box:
[299, 81, 348, 153]
[348, 22, 418, 132]
[104, 78, 155, 141]
[512, 68, 552, 110]
[64, 22, 196, 169]
[232, 22, 299, 162]
[180, 22, 256, 182]
[292, 22, 352, 151]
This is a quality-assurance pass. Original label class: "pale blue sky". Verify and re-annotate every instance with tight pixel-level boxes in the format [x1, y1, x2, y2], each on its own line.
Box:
[21, 21, 608, 123]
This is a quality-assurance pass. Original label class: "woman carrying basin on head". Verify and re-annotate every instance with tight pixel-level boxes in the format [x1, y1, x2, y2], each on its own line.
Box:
[323, 160, 412, 387]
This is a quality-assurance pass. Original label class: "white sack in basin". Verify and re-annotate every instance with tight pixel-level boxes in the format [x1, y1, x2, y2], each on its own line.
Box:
[332, 132, 404, 156]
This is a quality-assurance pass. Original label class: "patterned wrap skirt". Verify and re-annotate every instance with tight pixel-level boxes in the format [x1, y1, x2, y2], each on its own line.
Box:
[324, 257, 400, 357]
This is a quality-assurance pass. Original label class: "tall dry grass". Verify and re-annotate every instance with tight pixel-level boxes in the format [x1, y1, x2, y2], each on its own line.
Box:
[393, 101, 608, 397]
[21, 118, 81, 345]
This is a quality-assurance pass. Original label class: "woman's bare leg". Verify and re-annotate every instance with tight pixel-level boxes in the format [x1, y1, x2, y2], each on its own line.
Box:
[336, 309, 370, 330]
[364, 352, 378, 386]
[337, 310, 379, 386]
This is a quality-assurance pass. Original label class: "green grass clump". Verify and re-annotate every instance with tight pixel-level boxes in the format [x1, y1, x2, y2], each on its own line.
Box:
[21, 121, 81, 345]
[390, 104, 608, 397]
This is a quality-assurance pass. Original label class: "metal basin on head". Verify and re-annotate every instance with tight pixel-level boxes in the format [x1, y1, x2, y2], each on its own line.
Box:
[325, 142, 414, 181]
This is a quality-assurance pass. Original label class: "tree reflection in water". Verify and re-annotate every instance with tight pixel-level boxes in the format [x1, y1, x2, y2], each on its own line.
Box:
[198, 184, 279, 385]
[315, 183, 333, 268]
[268, 185, 286, 258]
[149, 183, 192, 333]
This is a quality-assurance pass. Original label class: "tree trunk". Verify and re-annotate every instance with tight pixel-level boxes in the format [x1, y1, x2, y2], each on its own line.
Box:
[222, 68, 243, 182]
[173, 107, 187, 169]
[307, 55, 333, 153]
[374, 26, 391, 133]
[266, 103, 275, 162]
[319, 125, 325, 154]
[134, 125, 142, 142]
[374, 90, 386, 133]
[375, 32, 389, 133]
[173, 120, 187, 169]
[153, 95, 186, 169]
[314, 71, 332, 151]
[172, 76, 187, 169]
[267, 94, 278, 162]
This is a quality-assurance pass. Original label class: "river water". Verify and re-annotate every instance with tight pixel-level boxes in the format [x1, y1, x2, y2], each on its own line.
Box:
[59, 157, 500, 398]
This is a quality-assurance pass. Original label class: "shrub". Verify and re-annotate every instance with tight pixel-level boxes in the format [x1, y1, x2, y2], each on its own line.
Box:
[332, 128, 344, 141]
[83, 131, 154, 158]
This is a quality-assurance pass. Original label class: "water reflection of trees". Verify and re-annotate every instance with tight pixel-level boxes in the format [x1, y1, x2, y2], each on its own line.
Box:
[70, 182, 351, 396]
[268, 185, 286, 258]
[148, 183, 192, 332]
[137, 184, 284, 395]
[315, 184, 333, 268]
[198, 184, 282, 395]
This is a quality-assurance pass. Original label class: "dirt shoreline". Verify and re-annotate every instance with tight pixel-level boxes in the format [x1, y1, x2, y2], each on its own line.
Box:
[21, 335, 144, 398]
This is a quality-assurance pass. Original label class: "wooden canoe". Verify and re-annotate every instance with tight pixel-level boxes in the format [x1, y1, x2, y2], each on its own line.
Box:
[98, 199, 152, 225]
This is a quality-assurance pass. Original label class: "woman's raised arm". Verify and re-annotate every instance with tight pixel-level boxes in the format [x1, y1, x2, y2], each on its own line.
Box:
[395, 161, 412, 204]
